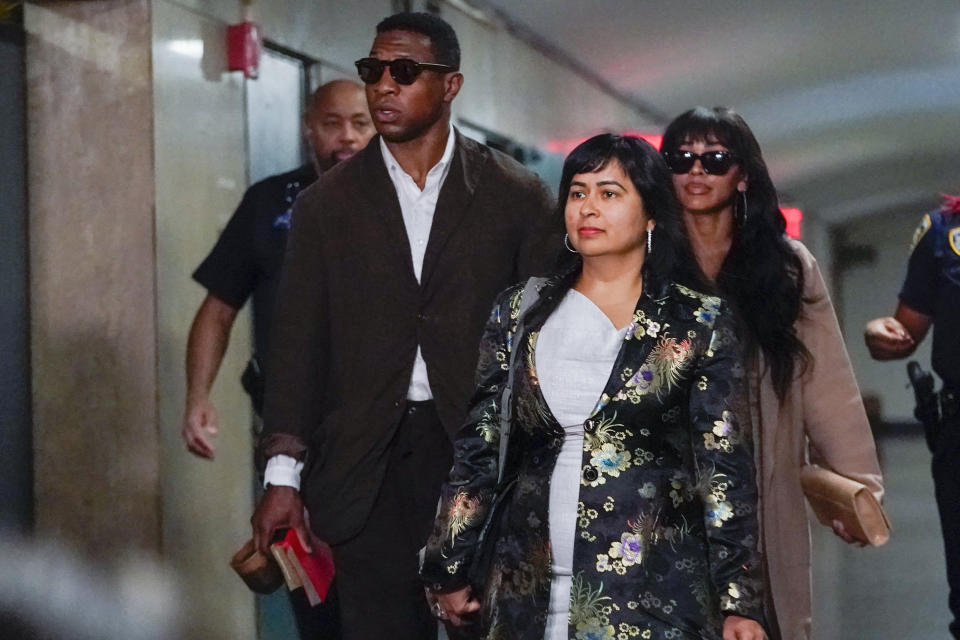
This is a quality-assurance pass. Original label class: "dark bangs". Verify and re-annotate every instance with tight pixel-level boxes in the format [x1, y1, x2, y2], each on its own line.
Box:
[662, 106, 744, 155]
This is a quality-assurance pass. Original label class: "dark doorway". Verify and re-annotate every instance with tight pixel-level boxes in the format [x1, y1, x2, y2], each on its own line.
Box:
[0, 14, 32, 532]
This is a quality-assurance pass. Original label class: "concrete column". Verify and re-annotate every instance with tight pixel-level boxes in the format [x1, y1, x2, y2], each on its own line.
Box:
[25, 0, 160, 554]
[25, 1, 255, 636]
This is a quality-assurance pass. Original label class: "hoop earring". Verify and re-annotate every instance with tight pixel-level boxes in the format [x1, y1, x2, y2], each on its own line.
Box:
[739, 190, 748, 225]
[646, 228, 653, 254]
[564, 233, 578, 253]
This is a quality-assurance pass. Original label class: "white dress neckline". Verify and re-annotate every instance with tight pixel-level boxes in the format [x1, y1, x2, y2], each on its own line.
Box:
[536, 288, 631, 640]
[566, 288, 634, 333]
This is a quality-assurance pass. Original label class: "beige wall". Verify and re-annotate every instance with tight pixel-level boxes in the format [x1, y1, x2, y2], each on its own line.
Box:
[25, 0, 256, 634]
[447, 8, 656, 147]
[839, 209, 933, 423]
[25, 0, 160, 554]
[166, 0, 654, 145]
[152, 1, 256, 637]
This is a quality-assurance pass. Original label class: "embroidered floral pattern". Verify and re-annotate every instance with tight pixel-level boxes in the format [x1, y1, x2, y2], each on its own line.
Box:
[446, 490, 482, 545]
[608, 531, 645, 567]
[615, 336, 693, 406]
[475, 404, 500, 445]
[590, 443, 632, 478]
[703, 410, 742, 453]
[674, 284, 722, 330]
[421, 280, 764, 640]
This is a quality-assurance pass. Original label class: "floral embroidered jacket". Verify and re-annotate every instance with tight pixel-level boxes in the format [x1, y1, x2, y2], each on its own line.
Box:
[421, 273, 766, 640]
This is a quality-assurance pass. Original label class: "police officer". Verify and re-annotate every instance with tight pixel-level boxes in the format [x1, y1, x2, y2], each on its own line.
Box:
[865, 194, 960, 638]
[180, 79, 374, 638]
[182, 79, 373, 457]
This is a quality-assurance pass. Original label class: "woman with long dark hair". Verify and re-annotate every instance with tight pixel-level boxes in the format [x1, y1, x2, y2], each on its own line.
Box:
[661, 107, 884, 639]
[421, 134, 767, 640]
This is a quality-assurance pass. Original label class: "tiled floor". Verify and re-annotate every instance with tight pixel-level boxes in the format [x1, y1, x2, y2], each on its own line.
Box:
[259, 589, 300, 640]
[811, 434, 951, 639]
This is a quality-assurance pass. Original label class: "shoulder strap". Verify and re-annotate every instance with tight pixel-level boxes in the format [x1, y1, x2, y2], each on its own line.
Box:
[496, 276, 546, 484]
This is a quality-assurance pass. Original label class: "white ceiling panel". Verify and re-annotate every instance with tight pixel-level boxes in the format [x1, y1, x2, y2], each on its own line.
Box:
[470, 0, 960, 222]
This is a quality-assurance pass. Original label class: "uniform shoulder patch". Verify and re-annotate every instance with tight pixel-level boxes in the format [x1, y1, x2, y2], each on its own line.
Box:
[910, 213, 931, 253]
[949, 226, 960, 257]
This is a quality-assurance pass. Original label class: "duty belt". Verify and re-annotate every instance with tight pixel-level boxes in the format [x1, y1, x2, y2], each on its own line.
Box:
[941, 388, 960, 421]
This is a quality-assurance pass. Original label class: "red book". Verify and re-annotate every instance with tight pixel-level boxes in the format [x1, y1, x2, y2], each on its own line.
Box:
[269, 529, 335, 606]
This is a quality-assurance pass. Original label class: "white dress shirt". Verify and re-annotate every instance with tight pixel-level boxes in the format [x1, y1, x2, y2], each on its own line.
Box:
[379, 125, 456, 401]
[536, 289, 629, 640]
[264, 126, 456, 490]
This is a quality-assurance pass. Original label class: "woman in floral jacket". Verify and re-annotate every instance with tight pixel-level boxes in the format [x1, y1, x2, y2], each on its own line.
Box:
[421, 134, 767, 640]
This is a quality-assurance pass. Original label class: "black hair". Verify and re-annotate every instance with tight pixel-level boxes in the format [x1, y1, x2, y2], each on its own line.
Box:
[555, 133, 706, 292]
[662, 106, 811, 400]
[376, 12, 460, 68]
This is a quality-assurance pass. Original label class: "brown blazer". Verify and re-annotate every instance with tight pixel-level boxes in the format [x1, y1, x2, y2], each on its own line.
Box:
[751, 240, 884, 639]
[259, 131, 558, 544]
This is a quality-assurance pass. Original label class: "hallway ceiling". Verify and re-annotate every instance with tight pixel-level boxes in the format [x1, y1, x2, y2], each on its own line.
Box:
[473, 0, 960, 224]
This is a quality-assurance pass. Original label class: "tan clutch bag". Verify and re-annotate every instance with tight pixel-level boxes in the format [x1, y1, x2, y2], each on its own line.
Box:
[800, 465, 891, 546]
[230, 538, 284, 594]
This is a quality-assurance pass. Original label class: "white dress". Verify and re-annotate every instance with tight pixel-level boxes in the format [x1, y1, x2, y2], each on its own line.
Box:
[535, 289, 630, 640]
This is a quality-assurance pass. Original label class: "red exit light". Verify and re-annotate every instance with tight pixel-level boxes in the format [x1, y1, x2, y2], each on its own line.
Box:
[781, 207, 803, 239]
[622, 131, 662, 150]
[544, 132, 663, 155]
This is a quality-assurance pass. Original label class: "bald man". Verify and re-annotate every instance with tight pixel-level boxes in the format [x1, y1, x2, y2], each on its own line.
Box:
[183, 80, 373, 458]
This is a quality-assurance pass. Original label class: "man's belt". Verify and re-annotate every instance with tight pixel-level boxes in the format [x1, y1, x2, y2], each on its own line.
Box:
[941, 388, 960, 421]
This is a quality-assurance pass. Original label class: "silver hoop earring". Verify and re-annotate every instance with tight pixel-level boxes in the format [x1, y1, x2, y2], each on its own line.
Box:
[646, 228, 653, 254]
[564, 233, 578, 253]
[739, 190, 748, 225]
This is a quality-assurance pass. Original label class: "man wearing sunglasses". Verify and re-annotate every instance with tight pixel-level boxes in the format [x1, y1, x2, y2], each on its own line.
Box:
[251, 11, 556, 640]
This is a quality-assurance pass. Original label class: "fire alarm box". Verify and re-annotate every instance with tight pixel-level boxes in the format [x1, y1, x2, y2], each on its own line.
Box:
[227, 21, 261, 79]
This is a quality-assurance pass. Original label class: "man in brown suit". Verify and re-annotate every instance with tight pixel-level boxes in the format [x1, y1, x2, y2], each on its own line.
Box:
[250, 12, 557, 640]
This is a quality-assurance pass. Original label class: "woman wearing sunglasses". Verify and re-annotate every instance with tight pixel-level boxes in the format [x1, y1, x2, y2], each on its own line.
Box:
[661, 107, 884, 639]
[421, 134, 767, 640]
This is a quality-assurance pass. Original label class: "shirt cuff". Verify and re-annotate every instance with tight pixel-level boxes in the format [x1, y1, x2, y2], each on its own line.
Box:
[263, 454, 303, 490]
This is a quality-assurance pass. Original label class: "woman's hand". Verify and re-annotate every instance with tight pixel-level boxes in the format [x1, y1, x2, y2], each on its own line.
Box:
[433, 586, 481, 627]
[722, 615, 766, 640]
[831, 519, 867, 547]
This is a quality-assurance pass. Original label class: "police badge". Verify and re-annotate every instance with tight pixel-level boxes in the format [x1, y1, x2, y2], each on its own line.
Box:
[950, 226, 960, 258]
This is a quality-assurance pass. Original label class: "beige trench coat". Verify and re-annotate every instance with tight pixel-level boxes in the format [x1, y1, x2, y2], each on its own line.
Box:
[750, 241, 884, 640]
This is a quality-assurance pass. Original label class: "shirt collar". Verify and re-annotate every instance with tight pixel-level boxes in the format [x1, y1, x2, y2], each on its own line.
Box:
[379, 123, 456, 184]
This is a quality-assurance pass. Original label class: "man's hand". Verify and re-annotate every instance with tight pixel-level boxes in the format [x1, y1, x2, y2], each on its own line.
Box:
[182, 294, 238, 460]
[181, 397, 218, 459]
[722, 615, 766, 640]
[864, 316, 915, 360]
[865, 304, 931, 361]
[252, 485, 313, 555]
[433, 586, 481, 627]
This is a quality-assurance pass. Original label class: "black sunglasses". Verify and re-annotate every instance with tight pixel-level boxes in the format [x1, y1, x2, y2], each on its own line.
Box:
[663, 150, 740, 175]
[354, 57, 458, 85]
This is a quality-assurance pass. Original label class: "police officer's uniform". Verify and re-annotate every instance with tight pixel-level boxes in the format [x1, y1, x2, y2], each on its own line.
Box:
[900, 204, 960, 637]
[193, 163, 340, 639]
[193, 163, 317, 389]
